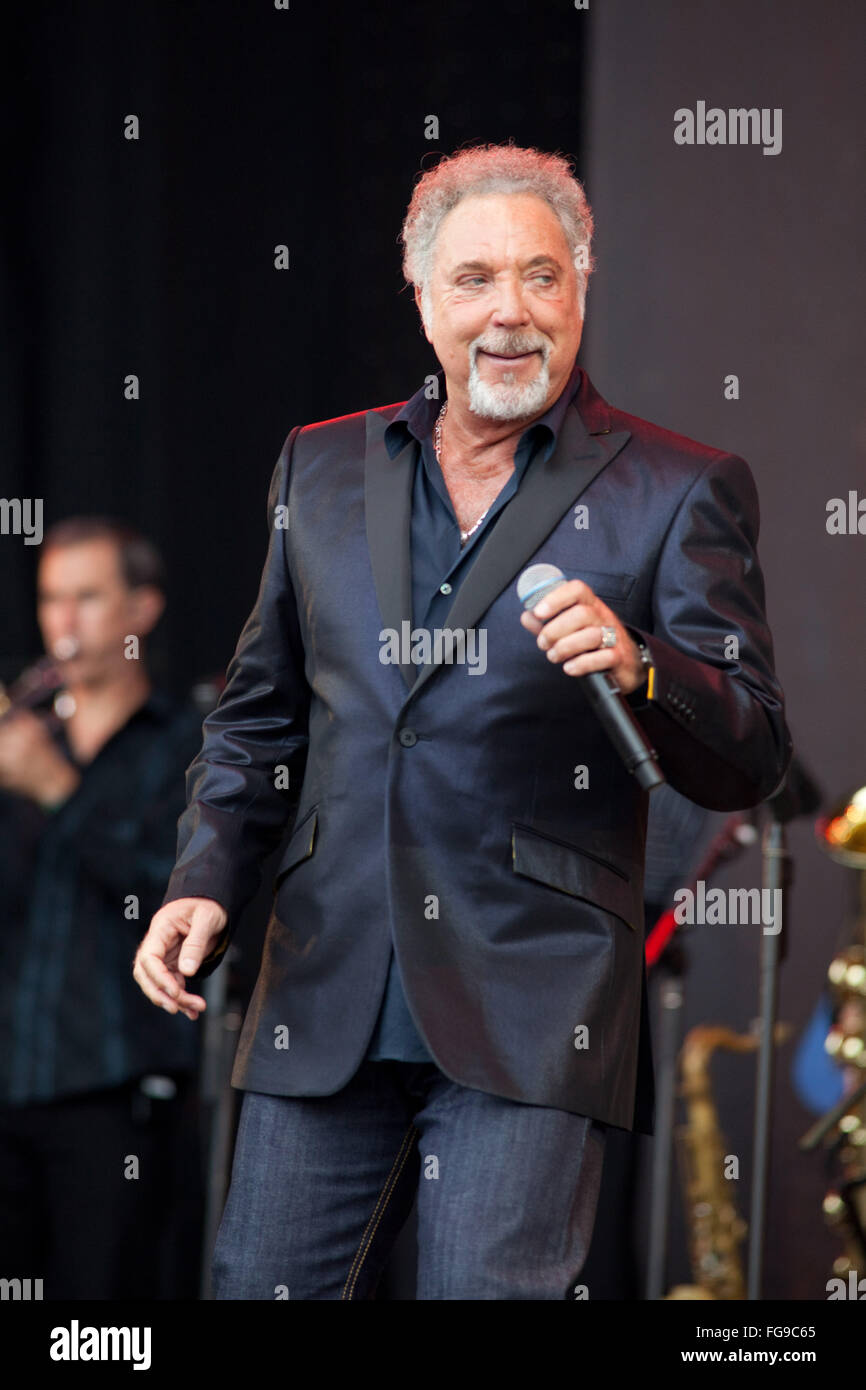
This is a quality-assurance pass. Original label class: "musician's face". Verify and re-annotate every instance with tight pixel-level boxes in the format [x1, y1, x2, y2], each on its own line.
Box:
[415, 191, 584, 423]
[36, 540, 164, 683]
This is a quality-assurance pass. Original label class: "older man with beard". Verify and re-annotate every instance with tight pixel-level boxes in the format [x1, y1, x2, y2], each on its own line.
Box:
[134, 144, 790, 1300]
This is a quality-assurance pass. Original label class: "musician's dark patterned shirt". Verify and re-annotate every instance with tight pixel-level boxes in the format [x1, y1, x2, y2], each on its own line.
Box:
[0, 689, 203, 1105]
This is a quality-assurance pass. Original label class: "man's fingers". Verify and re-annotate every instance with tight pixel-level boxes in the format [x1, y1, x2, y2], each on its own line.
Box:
[136, 947, 190, 1002]
[519, 583, 596, 642]
[562, 646, 619, 677]
[134, 952, 205, 1019]
[535, 603, 599, 650]
[531, 580, 589, 620]
[177, 920, 224, 977]
[543, 625, 606, 663]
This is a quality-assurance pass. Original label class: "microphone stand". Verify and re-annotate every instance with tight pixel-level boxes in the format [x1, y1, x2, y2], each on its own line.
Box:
[745, 815, 788, 1298]
[646, 939, 688, 1300]
[747, 757, 821, 1299]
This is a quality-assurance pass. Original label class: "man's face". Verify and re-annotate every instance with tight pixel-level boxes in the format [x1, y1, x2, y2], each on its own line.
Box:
[415, 191, 584, 422]
[37, 539, 162, 685]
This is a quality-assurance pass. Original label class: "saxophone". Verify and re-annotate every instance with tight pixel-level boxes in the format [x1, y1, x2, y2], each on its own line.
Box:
[807, 785, 866, 1283]
[666, 1023, 789, 1300]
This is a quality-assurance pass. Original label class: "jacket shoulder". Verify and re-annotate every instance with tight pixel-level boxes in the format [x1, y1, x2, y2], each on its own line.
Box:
[296, 399, 408, 442]
[579, 369, 746, 490]
[610, 403, 736, 471]
[597, 400, 758, 508]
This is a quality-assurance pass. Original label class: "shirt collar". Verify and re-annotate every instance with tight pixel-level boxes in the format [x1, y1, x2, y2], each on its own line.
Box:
[384, 353, 584, 461]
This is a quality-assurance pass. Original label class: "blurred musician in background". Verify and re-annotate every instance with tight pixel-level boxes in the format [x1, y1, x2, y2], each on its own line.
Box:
[0, 517, 205, 1299]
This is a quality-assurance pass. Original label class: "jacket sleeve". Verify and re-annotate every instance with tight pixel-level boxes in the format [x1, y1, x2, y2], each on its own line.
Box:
[623, 451, 792, 810]
[161, 427, 311, 972]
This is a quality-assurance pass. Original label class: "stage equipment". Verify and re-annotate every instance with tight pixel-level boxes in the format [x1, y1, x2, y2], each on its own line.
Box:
[799, 785, 866, 1283]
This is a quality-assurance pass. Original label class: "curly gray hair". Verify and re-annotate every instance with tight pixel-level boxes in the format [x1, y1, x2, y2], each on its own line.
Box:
[400, 143, 595, 327]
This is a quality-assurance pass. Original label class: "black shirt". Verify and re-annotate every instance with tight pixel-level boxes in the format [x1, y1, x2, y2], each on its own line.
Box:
[0, 687, 204, 1105]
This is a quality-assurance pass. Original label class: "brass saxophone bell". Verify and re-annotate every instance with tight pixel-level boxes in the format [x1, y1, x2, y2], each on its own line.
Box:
[817, 785, 866, 869]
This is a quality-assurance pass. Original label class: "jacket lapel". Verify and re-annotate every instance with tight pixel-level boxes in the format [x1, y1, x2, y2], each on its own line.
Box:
[365, 407, 417, 691]
[364, 373, 631, 699]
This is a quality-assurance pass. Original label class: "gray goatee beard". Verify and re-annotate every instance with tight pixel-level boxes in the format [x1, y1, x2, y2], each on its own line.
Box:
[466, 338, 552, 421]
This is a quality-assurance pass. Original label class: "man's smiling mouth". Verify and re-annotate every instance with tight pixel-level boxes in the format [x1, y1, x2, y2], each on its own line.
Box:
[478, 349, 540, 362]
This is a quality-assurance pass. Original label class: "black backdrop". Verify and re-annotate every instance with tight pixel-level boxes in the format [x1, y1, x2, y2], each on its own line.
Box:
[2, 0, 591, 691]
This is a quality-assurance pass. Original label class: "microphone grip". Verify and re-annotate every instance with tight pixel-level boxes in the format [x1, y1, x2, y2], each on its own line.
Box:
[583, 671, 666, 791]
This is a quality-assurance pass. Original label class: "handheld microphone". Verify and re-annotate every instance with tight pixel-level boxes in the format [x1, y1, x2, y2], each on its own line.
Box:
[517, 564, 665, 792]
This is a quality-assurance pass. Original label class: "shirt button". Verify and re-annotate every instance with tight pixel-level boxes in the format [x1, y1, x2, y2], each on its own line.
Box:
[398, 728, 418, 747]
[439, 582, 452, 595]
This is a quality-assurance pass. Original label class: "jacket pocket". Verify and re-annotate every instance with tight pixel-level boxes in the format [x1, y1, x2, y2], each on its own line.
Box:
[273, 805, 318, 890]
[559, 568, 636, 602]
[510, 822, 638, 930]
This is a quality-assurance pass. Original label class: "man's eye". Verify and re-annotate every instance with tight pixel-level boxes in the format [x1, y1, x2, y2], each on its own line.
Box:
[533, 274, 555, 285]
[460, 277, 486, 287]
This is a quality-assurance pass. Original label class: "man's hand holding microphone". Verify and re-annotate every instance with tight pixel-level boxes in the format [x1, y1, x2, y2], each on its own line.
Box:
[517, 564, 665, 791]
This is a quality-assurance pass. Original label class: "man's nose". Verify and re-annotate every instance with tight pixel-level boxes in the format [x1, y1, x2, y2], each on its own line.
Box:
[42, 610, 79, 647]
[490, 277, 531, 325]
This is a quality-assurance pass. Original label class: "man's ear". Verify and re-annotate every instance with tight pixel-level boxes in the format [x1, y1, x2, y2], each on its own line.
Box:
[128, 584, 165, 638]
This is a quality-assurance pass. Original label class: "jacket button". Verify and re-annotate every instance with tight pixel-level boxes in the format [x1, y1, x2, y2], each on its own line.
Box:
[398, 728, 418, 747]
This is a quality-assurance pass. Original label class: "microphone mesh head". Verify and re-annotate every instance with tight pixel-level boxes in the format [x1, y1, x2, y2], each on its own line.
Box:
[516, 563, 565, 610]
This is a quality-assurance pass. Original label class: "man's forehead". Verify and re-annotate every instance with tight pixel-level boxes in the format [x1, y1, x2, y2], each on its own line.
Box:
[449, 252, 565, 274]
[38, 539, 124, 584]
[434, 193, 571, 265]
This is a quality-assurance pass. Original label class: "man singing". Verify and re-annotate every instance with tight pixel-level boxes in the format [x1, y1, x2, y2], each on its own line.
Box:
[134, 143, 791, 1300]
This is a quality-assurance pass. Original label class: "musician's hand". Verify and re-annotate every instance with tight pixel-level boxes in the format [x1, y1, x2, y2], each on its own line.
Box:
[133, 897, 229, 1021]
[519, 579, 646, 695]
[0, 708, 82, 807]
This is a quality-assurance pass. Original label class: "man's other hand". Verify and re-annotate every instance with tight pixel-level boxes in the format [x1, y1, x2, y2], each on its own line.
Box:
[0, 708, 82, 808]
[133, 897, 229, 1020]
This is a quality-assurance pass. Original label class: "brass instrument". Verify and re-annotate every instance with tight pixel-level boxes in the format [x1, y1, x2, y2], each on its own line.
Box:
[666, 1022, 790, 1300]
[0, 638, 78, 724]
[811, 786, 866, 1281]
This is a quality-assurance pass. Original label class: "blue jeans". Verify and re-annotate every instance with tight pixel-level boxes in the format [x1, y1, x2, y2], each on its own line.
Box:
[212, 1060, 607, 1300]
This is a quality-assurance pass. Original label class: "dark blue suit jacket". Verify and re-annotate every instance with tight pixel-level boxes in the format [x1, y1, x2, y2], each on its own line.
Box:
[163, 366, 791, 1132]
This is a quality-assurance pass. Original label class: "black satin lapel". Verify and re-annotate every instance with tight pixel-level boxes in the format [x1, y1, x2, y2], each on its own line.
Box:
[365, 409, 416, 691]
[404, 404, 632, 703]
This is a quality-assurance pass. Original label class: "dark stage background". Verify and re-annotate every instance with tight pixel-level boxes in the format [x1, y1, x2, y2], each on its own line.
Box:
[3, 0, 864, 1301]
